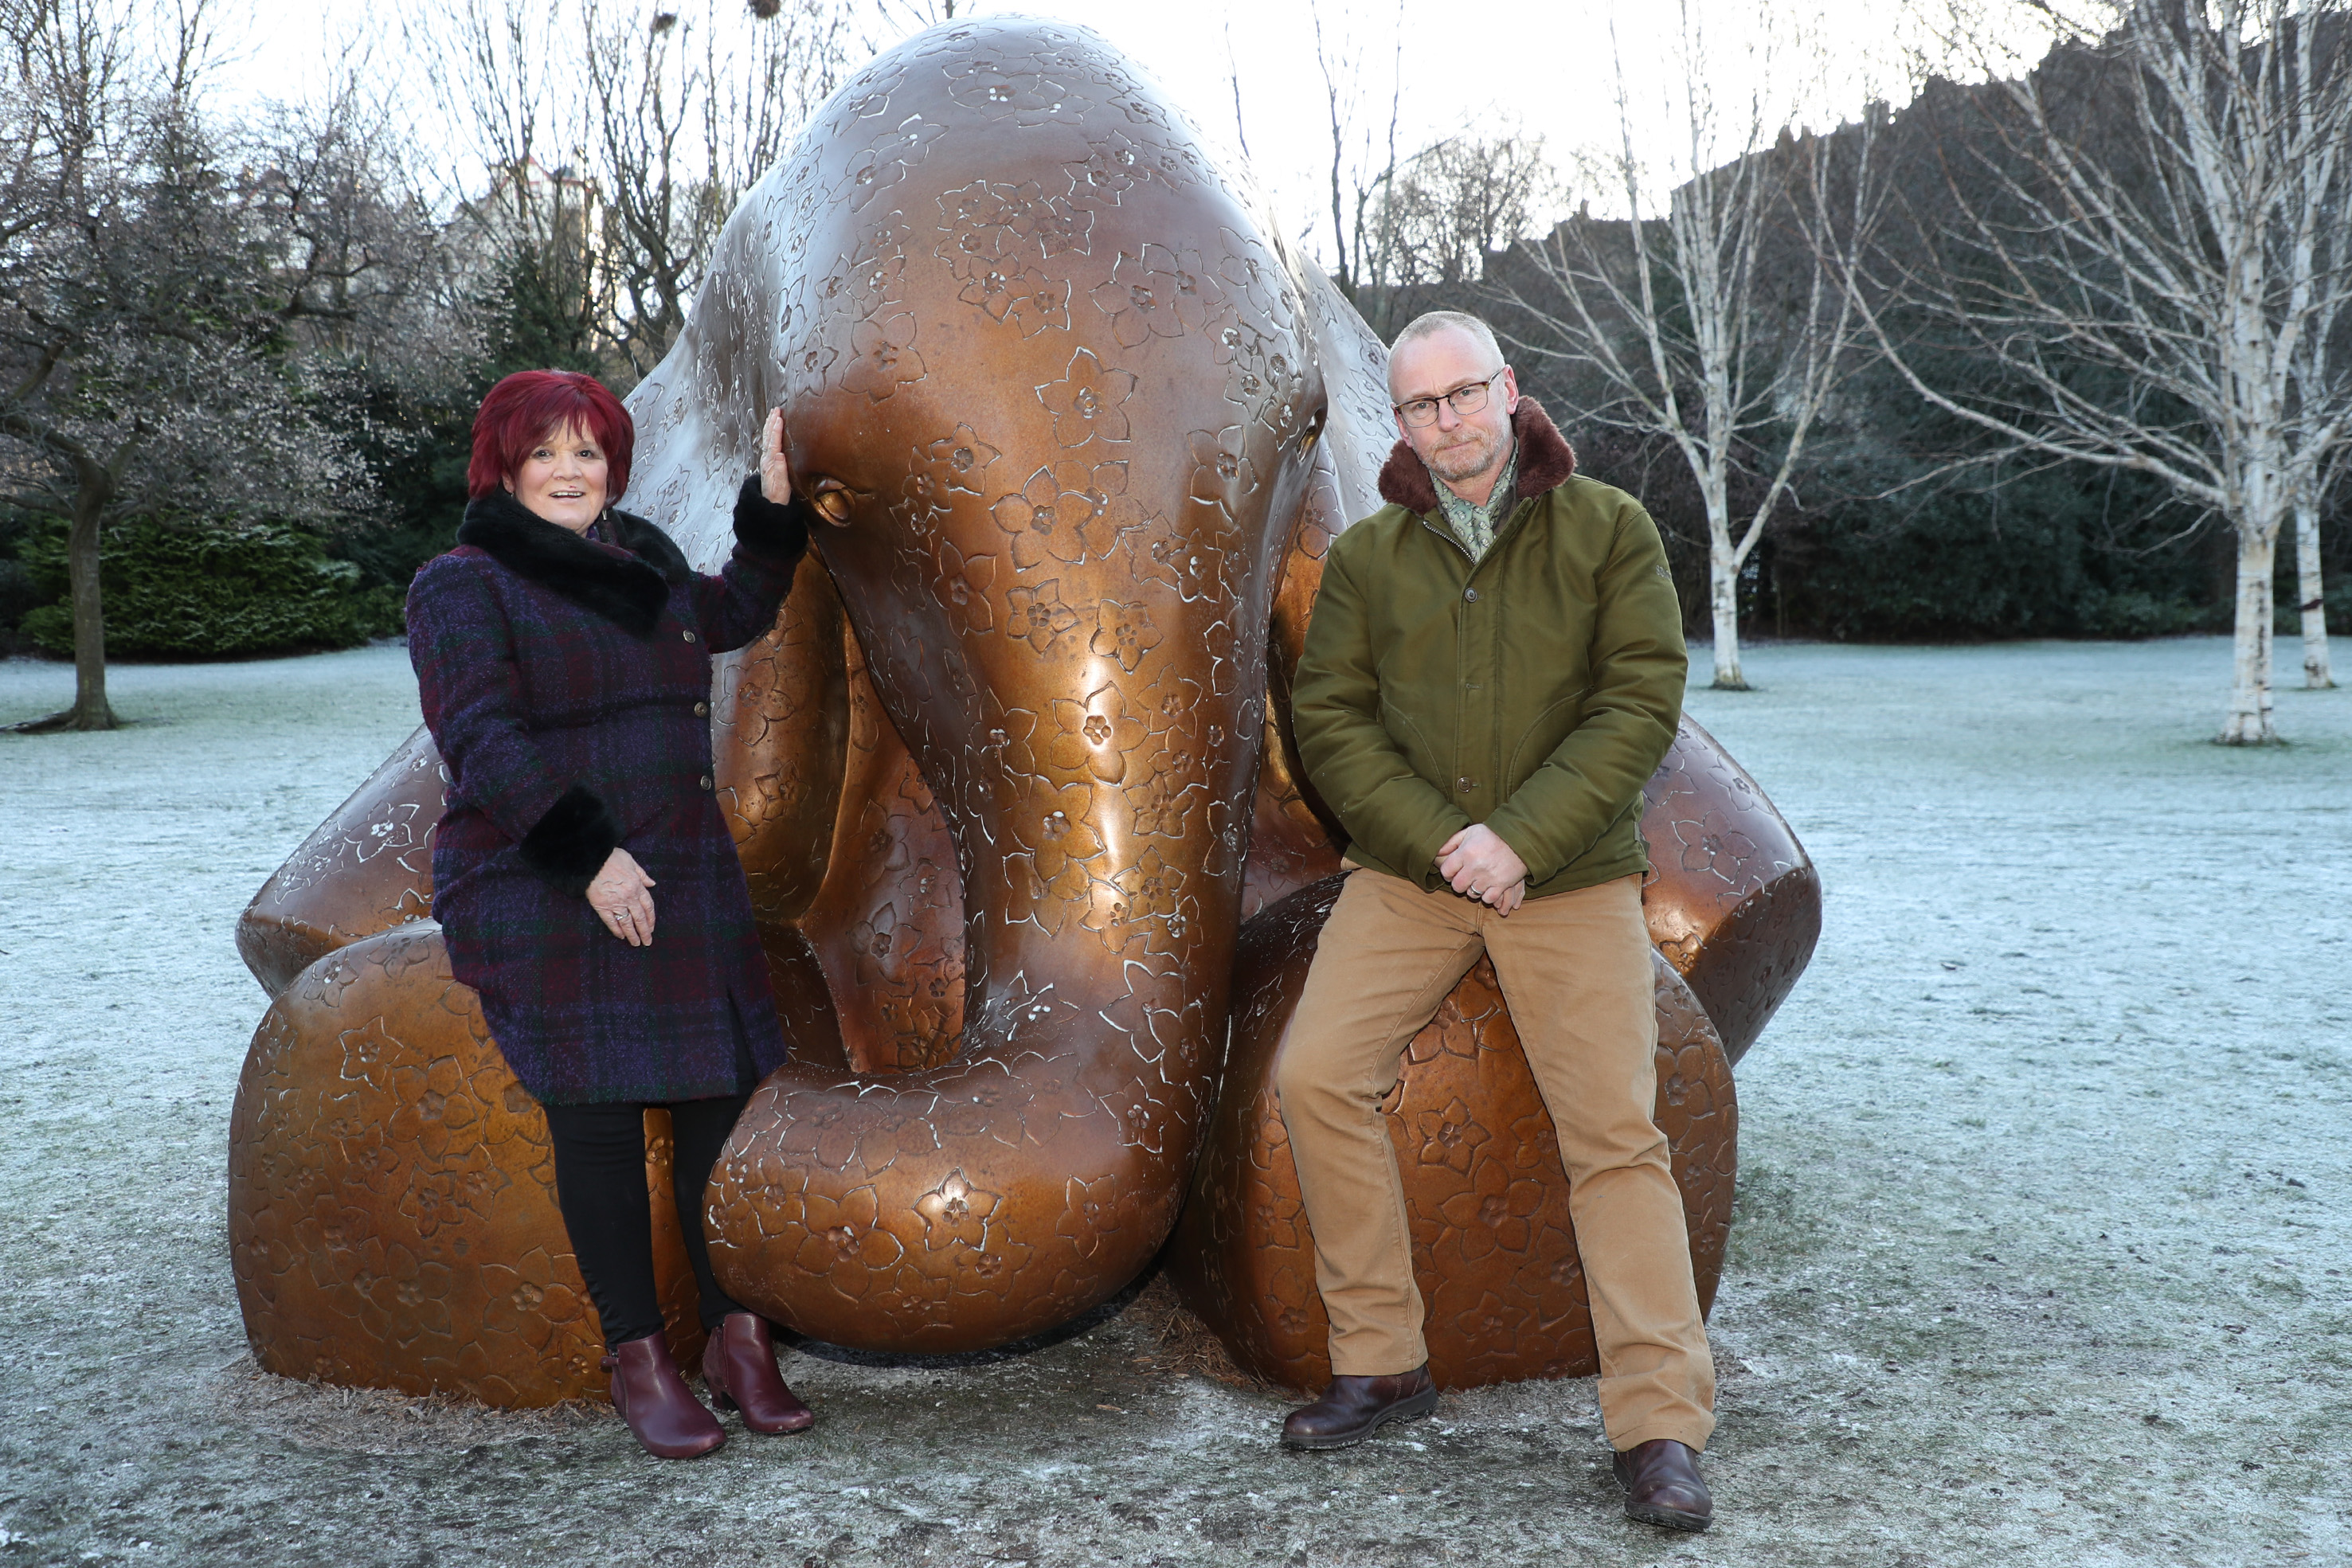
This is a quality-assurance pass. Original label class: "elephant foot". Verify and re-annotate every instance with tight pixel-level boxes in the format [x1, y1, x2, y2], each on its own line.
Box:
[227, 924, 707, 1406]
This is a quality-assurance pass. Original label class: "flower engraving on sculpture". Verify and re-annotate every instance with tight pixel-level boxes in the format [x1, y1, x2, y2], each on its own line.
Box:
[1058, 1173, 1120, 1259]
[1082, 846, 1188, 955]
[1005, 580, 1081, 655]
[990, 461, 1133, 569]
[1035, 348, 1135, 448]
[1046, 685, 1145, 783]
[1415, 1097, 1491, 1174]
[947, 69, 1092, 127]
[1088, 597, 1163, 674]
[909, 424, 1001, 512]
[1089, 244, 1227, 347]
[842, 115, 946, 210]
[915, 1168, 1000, 1251]
[842, 312, 926, 401]
[1012, 777, 1103, 907]
[933, 539, 997, 633]
[1677, 810, 1761, 884]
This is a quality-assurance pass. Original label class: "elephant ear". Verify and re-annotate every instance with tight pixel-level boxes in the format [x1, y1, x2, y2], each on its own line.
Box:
[1242, 436, 1351, 921]
[1242, 253, 1395, 920]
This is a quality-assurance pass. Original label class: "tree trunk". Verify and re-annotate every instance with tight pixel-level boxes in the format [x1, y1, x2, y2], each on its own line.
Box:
[1708, 531, 1746, 690]
[2220, 522, 2280, 745]
[1703, 467, 1747, 690]
[61, 489, 115, 731]
[2294, 497, 2334, 690]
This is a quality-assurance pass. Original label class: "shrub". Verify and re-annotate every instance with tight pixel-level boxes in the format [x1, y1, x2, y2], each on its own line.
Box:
[0, 558, 37, 643]
[1735, 452, 2224, 643]
[16, 515, 404, 659]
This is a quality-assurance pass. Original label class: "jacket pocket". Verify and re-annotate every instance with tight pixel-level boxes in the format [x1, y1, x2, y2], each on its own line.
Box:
[1379, 696, 1443, 783]
[1503, 687, 1590, 788]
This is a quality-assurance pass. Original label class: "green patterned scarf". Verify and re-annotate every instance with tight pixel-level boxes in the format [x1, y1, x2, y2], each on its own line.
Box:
[1429, 437, 1519, 562]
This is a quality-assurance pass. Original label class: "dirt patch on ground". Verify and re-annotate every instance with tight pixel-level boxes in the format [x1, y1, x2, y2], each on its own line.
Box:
[1123, 1276, 1283, 1394]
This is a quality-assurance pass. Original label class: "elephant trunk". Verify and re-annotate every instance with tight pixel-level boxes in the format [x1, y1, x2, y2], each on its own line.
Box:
[706, 432, 1319, 1350]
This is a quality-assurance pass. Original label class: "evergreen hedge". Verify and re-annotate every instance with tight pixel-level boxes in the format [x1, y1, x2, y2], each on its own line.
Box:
[14, 515, 403, 659]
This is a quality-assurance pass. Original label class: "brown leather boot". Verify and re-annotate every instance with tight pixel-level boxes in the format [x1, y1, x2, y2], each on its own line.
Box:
[1612, 1438, 1712, 1531]
[603, 1333, 726, 1459]
[1279, 1367, 1439, 1450]
[702, 1312, 814, 1434]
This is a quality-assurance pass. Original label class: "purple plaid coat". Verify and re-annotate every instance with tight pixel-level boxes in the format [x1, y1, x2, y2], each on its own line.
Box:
[405, 480, 808, 1105]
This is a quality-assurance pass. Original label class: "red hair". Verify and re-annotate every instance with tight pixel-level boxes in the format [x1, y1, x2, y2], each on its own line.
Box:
[468, 370, 635, 502]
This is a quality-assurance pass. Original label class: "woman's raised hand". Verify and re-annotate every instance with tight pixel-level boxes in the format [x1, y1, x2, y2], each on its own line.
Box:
[589, 847, 657, 947]
[759, 407, 792, 506]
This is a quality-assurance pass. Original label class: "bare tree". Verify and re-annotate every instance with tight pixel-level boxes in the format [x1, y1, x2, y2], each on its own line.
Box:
[415, 0, 849, 382]
[2284, 73, 2346, 690]
[246, 65, 476, 401]
[1489, 3, 1880, 690]
[869, 0, 972, 29]
[2289, 442, 2342, 687]
[1308, 0, 1403, 306]
[1841, 0, 2352, 741]
[0, 0, 375, 730]
[1373, 129, 1560, 293]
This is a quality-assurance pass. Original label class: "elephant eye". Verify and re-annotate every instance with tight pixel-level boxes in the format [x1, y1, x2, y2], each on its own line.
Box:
[811, 480, 855, 526]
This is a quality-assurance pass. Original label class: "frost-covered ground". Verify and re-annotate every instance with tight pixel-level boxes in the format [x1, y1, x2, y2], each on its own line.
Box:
[0, 636, 2346, 1568]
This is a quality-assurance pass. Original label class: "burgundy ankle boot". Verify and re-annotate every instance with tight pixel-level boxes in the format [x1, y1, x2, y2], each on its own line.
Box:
[702, 1312, 815, 1434]
[602, 1333, 726, 1459]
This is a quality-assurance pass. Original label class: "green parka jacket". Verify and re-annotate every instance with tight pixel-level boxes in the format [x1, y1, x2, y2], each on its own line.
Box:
[1292, 400, 1688, 901]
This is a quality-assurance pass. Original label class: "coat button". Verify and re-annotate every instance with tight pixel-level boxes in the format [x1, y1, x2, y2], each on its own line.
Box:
[699, 773, 714, 791]
[682, 628, 699, 643]
[693, 700, 709, 718]
[1464, 587, 1479, 602]
[1458, 776, 1476, 792]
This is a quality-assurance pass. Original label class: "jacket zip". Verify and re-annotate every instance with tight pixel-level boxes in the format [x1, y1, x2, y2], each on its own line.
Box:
[1419, 514, 1477, 563]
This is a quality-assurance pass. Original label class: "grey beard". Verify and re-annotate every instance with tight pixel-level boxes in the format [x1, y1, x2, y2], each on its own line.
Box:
[1427, 430, 1502, 487]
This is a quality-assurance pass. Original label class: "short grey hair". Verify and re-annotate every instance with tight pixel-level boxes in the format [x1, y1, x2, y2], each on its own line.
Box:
[1388, 311, 1504, 393]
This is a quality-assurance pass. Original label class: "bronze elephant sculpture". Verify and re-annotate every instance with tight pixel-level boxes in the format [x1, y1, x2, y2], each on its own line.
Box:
[227, 17, 1818, 1403]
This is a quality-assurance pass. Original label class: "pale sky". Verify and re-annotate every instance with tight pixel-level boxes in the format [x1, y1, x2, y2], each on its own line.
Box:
[221, 0, 2036, 265]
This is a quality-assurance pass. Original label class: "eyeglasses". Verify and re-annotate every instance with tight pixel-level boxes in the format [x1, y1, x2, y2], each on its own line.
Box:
[1394, 370, 1506, 428]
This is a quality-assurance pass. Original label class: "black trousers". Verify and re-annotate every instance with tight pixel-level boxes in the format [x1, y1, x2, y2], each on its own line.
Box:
[542, 1093, 751, 1349]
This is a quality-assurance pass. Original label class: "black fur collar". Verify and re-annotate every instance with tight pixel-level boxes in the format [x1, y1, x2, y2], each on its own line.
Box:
[456, 490, 689, 638]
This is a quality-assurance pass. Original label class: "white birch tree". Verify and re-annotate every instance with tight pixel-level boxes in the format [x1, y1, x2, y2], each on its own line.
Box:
[2284, 77, 2345, 690]
[2287, 413, 2342, 692]
[1486, 2, 1878, 690]
[1840, 0, 2352, 740]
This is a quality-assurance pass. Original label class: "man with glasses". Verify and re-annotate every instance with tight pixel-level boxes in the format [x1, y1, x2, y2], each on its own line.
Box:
[1278, 311, 1714, 1531]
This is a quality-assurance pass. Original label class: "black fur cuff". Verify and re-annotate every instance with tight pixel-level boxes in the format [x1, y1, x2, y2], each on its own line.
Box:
[519, 783, 622, 897]
[734, 473, 811, 563]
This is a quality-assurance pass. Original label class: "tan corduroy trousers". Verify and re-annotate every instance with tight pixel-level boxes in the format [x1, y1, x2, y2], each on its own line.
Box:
[1274, 867, 1716, 1452]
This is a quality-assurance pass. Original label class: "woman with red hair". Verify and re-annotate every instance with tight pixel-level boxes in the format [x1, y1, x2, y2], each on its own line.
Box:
[405, 370, 812, 1459]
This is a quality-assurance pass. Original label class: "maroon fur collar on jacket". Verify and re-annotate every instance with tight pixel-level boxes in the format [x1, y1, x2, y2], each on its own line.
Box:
[1376, 397, 1577, 514]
